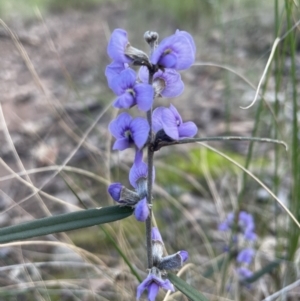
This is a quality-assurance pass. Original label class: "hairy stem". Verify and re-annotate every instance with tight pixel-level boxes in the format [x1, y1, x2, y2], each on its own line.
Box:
[146, 71, 154, 269]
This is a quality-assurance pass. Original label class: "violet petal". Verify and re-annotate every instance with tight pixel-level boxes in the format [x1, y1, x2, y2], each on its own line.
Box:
[237, 248, 255, 264]
[113, 93, 135, 109]
[179, 250, 188, 262]
[105, 61, 127, 89]
[148, 282, 160, 301]
[107, 29, 132, 63]
[108, 183, 122, 202]
[151, 32, 195, 70]
[178, 121, 198, 138]
[110, 68, 136, 96]
[108, 112, 132, 138]
[112, 138, 130, 151]
[161, 108, 179, 140]
[130, 117, 150, 149]
[152, 107, 164, 133]
[134, 83, 154, 111]
[129, 162, 148, 189]
[134, 198, 149, 222]
[159, 69, 184, 98]
[151, 227, 163, 243]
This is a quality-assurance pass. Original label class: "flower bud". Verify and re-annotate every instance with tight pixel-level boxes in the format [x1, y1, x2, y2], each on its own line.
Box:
[151, 227, 163, 243]
[124, 44, 150, 67]
[135, 177, 148, 199]
[134, 198, 150, 222]
[152, 227, 164, 265]
[108, 183, 140, 205]
[144, 31, 159, 47]
[108, 183, 122, 202]
[179, 250, 189, 263]
[158, 250, 188, 271]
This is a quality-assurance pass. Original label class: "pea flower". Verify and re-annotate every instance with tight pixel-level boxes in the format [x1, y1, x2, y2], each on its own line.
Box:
[151, 30, 196, 70]
[237, 248, 255, 265]
[238, 267, 253, 280]
[137, 267, 174, 301]
[107, 28, 149, 64]
[237, 267, 253, 288]
[218, 211, 257, 287]
[218, 211, 257, 242]
[137, 227, 189, 300]
[138, 66, 184, 98]
[109, 112, 149, 150]
[134, 197, 150, 222]
[109, 68, 154, 111]
[108, 182, 150, 222]
[218, 212, 234, 231]
[105, 61, 128, 89]
[129, 150, 155, 199]
[152, 104, 197, 140]
[108, 182, 140, 206]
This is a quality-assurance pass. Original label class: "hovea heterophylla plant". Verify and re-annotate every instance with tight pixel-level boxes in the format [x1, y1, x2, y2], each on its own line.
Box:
[106, 28, 199, 300]
[0, 24, 290, 301]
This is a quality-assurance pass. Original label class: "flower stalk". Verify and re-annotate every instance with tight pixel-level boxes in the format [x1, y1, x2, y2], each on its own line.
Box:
[146, 70, 155, 268]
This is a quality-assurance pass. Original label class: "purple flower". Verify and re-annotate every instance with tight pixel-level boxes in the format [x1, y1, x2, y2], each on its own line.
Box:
[152, 227, 163, 243]
[139, 67, 184, 98]
[237, 267, 253, 281]
[151, 30, 196, 70]
[179, 250, 188, 262]
[129, 150, 148, 189]
[129, 150, 155, 198]
[107, 28, 149, 65]
[239, 211, 255, 231]
[109, 68, 154, 111]
[244, 228, 257, 241]
[109, 112, 149, 151]
[107, 29, 133, 64]
[107, 182, 140, 206]
[237, 248, 255, 264]
[150, 228, 189, 271]
[152, 104, 197, 140]
[218, 212, 235, 231]
[158, 251, 189, 271]
[134, 197, 150, 222]
[152, 227, 164, 264]
[105, 61, 128, 89]
[108, 182, 122, 202]
[137, 268, 174, 301]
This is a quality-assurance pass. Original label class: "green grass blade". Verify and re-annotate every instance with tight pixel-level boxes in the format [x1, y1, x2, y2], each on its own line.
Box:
[167, 273, 209, 301]
[61, 175, 142, 282]
[243, 259, 282, 284]
[100, 225, 142, 282]
[0, 206, 133, 243]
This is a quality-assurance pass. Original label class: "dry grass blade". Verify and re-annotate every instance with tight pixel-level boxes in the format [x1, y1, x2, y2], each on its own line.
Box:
[198, 143, 300, 229]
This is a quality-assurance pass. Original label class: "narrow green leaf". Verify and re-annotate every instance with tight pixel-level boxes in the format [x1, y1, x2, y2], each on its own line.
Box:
[61, 176, 142, 282]
[243, 259, 282, 284]
[100, 225, 142, 282]
[0, 206, 133, 243]
[167, 273, 209, 301]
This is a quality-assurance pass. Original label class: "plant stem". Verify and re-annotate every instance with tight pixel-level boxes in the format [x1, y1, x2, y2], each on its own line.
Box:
[146, 71, 154, 269]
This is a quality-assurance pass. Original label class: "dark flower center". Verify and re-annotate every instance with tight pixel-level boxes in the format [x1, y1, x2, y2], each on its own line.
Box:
[124, 129, 134, 143]
[126, 88, 135, 96]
